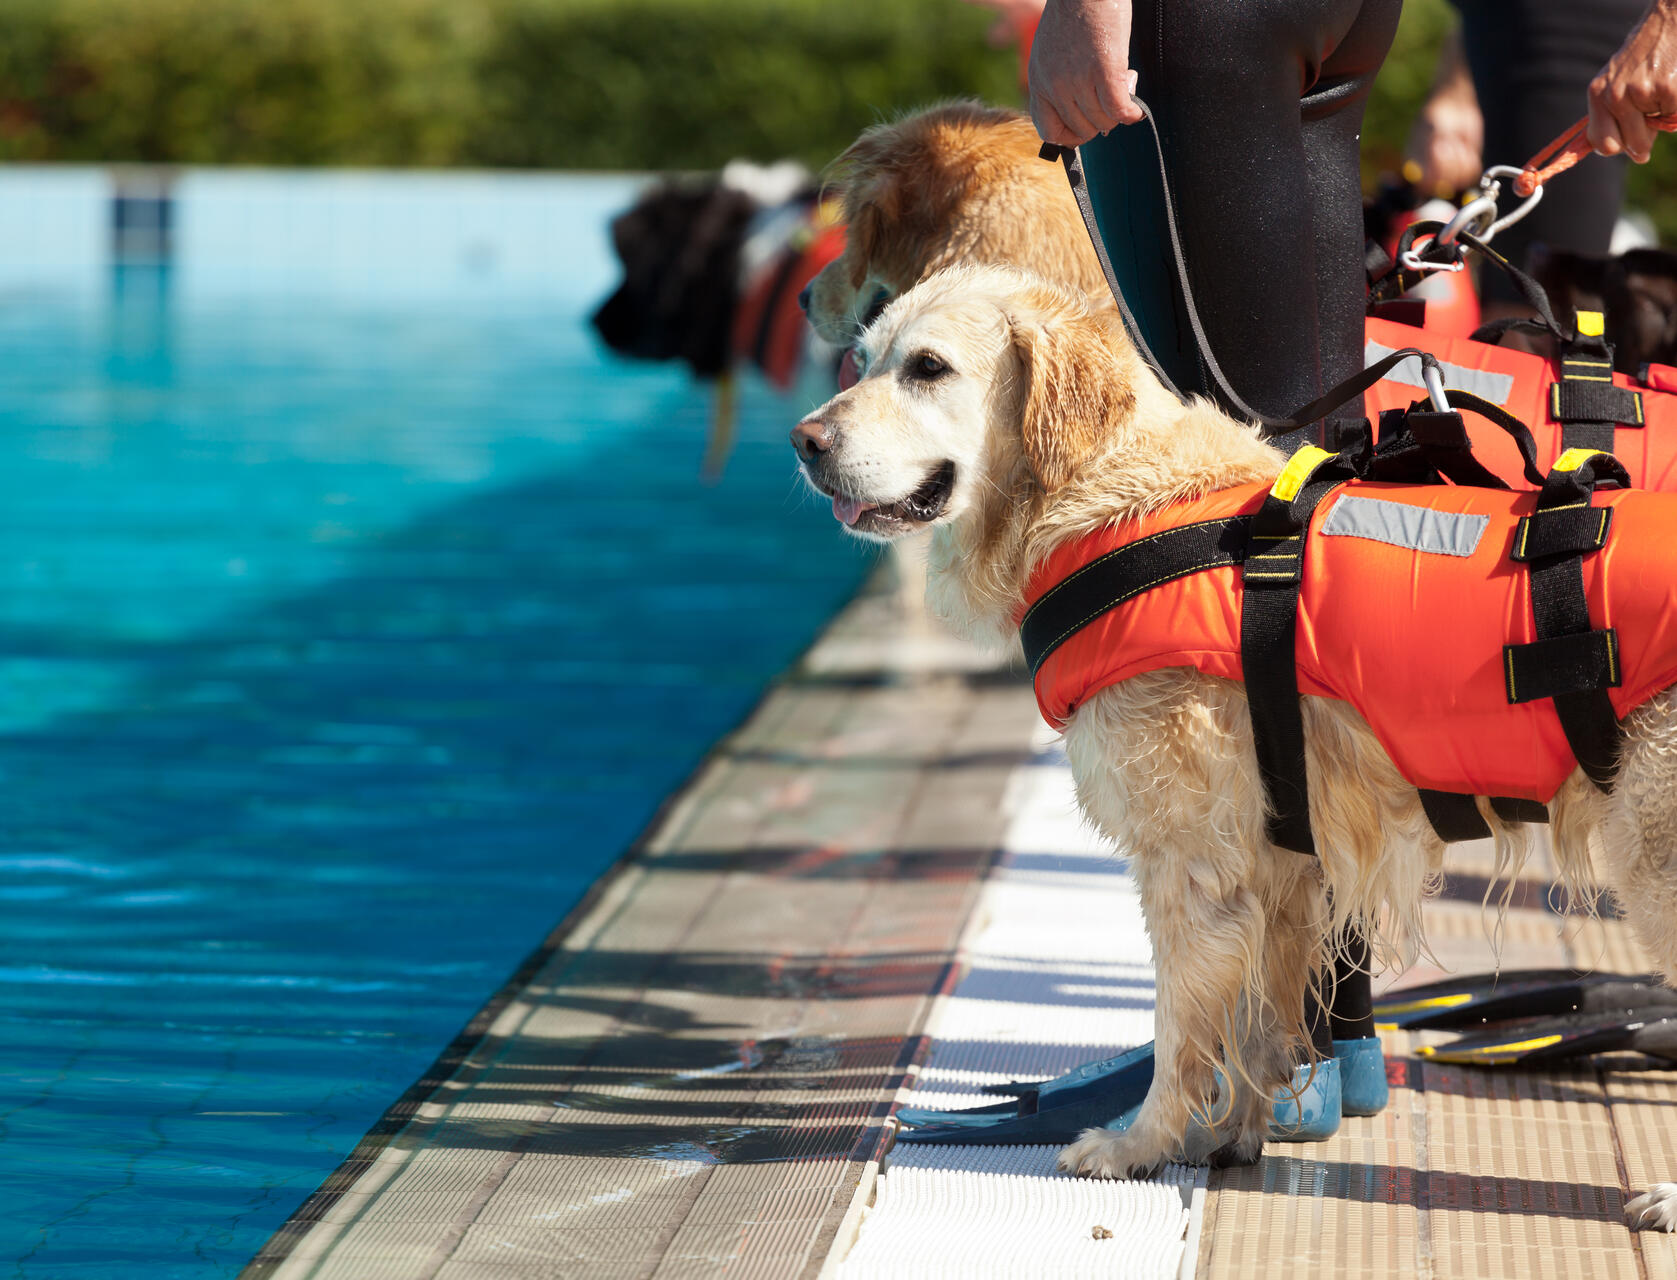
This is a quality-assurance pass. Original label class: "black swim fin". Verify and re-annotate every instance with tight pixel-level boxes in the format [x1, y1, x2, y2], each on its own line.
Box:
[1416, 1007, 1677, 1067]
[1373, 969, 1673, 1030]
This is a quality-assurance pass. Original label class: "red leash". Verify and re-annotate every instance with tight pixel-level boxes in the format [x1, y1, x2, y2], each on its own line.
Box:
[1514, 112, 1677, 197]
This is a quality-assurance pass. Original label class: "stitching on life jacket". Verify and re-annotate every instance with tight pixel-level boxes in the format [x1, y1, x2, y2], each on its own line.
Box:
[1026, 518, 1235, 617]
[1038, 555, 1240, 658]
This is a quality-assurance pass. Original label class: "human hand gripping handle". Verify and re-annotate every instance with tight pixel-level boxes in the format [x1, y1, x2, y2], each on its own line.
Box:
[1028, 0, 1143, 146]
[1588, 0, 1677, 163]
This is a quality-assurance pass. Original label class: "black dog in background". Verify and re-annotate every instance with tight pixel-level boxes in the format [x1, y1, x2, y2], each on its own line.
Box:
[592, 178, 761, 380]
[1533, 246, 1677, 375]
[592, 164, 843, 478]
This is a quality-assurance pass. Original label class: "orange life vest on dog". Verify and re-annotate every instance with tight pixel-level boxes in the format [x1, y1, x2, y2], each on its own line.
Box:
[1364, 314, 1677, 492]
[1022, 468, 1677, 804]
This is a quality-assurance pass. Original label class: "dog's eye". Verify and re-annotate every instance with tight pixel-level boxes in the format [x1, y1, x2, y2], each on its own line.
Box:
[909, 352, 949, 380]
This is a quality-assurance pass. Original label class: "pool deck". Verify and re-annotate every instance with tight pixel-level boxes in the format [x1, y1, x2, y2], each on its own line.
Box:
[244, 558, 1677, 1280]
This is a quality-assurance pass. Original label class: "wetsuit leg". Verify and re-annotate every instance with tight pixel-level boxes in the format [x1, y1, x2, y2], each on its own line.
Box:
[1079, 0, 1400, 1057]
[1456, 0, 1646, 303]
[1081, 0, 1401, 427]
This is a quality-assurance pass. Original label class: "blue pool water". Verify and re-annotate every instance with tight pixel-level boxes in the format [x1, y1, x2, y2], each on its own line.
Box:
[0, 178, 868, 1276]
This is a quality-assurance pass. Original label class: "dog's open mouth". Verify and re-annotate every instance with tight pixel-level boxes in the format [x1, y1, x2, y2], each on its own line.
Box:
[830, 460, 956, 535]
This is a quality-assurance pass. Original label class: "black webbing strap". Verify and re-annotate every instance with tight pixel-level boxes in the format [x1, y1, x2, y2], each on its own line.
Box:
[1018, 443, 1359, 857]
[1019, 516, 1251, 675]
[1375, 223, 1569, 344]
[1417, 789, 1552, 843]
[1550, 316, 1644, 455]
[1503, 449, 1629, 792]
[1418, 790, 1491, 842]
[1491, 796, 1550, 825]
[1044, 128, 1443, 440]
[1239, 446, 1359, 855]
[1366, 387, 1546, 491]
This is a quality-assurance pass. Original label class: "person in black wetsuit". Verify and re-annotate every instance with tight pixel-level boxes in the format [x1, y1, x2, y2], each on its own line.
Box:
[1028, 0, 1677, 1136]
[1411, 1, 1657, 316]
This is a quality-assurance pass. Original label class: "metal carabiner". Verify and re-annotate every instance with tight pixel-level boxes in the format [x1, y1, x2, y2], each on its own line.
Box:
[1422, 357, 1451, 414]
[1397, 194, 1493, 275]
[1435, 193, 1499, 249]
[1477, 164, 1545, 241]
[1398, 241, 1466, 275]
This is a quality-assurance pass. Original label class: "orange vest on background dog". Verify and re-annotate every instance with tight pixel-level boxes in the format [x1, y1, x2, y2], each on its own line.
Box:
[1022, 474, 1677, 803]
[1364, 314, 1677, 492]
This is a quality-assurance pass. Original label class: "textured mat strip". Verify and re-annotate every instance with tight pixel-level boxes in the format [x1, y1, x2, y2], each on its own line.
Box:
[834, 734, 1198, 1280]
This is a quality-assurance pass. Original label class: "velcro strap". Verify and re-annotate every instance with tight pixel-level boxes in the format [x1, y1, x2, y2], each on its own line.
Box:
[1503, 629, 1621, 704]
[1242, 531, 1304, 583]
[1405, 410, 1471, 450]
[1510, 505, 1613, 561]
[1550, 381, 1644, 427]
[1489, 795, 1550, 825]
[1418, 790, 1491, 843]
[1019, 516, 1249, 674]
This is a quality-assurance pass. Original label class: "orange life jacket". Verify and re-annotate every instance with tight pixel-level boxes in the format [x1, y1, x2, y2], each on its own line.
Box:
[1021, 460, 1677, 805]
[1364, 313, 1677, 492]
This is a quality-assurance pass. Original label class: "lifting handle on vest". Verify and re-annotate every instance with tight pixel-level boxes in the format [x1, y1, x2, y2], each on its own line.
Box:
[1504, 447, 1627, 792]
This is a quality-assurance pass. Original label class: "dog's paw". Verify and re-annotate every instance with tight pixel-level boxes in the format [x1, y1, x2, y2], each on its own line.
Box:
[1206, 1132, 1264, 1169]
[1627, 1183, 1677, 1231]
[1056, 1127, 1165, 1180]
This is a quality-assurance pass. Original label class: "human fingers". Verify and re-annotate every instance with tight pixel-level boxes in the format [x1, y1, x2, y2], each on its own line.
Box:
[1092, 67, 1144, 127]
[1587, 6, 1677, 163]
[1604, 76, 1659, 161]
[1055, 88, 1107, 144]
[1030, 89, 1082, 147]
[1586, 84, 1628, 158]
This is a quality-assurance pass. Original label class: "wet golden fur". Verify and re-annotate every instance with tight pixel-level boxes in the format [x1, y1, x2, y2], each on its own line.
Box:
[804, 102, 1107, 348]
[793, 264, 1677, 1219]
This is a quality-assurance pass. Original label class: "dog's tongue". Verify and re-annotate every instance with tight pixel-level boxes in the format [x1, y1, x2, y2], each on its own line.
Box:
[838, 348, 860, 390]
[833, 494, 875, 526]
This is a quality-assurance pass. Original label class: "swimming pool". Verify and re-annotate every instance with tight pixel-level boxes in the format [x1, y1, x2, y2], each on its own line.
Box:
[0, 171, 868, 1277]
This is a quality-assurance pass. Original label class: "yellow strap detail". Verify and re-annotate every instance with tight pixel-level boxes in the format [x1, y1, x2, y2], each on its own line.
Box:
[1270, 445, 1332, 503]
[1576, 310, 1606, 338]
[1372, 992, 1474, 1017]
[1418, 1032, 1564, 1065]
[1552, 446, 1611, 473]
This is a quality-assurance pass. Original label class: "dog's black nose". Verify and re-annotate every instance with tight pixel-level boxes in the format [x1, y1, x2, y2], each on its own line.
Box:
[797, 284, 812, 314]
[790, 419, 834, 460]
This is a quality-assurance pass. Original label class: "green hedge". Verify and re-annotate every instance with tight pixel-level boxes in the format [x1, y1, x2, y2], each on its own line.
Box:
[0, 0, 1670, 238]
[0, 0, 1017, 171]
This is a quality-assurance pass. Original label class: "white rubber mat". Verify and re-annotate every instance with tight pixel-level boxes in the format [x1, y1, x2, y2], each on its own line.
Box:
[836, 727, 1201, 1279]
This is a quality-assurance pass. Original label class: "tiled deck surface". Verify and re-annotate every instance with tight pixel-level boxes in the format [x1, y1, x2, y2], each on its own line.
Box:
[246, 561, 1677, 1279]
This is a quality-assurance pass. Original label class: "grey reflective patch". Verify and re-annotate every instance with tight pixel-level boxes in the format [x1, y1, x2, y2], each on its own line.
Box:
[1320, 494, 1489, 557]
[1365, 341, 1516, 405]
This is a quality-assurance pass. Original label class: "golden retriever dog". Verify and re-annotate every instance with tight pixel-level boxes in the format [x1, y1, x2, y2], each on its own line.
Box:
[803, 102, 1106, 350]
[790, 263, 1677, 1228]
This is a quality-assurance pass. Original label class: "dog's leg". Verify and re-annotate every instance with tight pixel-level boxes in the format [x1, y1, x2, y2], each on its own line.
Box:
[1058, 675, 1297, 1177]
[1057, 875, 1272, 1177]
[1585, 691, 1677, 1230]
[1232, 863, 1330, 1144]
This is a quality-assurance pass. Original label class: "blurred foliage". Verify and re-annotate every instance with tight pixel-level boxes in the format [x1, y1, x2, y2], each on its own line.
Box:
[1359, 0, 1453, 186]
[0, 0, 1015, 170]
[0, 0, 1670, 238]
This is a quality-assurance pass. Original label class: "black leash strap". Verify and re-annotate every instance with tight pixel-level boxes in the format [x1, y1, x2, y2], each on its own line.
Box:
[1045, 125, 1426, 439]
[1503, 448, 1629, 791]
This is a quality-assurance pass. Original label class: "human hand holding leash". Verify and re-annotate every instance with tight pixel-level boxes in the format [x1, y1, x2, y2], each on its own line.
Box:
[1028, 0, 1142, 145]
[1589, 0, 1677, 162]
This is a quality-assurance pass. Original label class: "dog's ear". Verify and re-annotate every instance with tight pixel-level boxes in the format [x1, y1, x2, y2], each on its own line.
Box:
[846, 201, 887, 289]
[1009, 310, 1130, 492]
